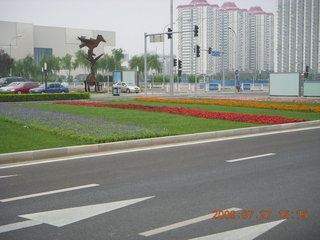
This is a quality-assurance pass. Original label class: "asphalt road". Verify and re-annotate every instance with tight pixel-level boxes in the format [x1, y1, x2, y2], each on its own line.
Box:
[0, 127, 319, 240]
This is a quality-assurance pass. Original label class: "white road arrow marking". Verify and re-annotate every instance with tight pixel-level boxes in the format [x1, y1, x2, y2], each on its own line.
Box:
[140, 207, 242, 237]
[188, 219, 286, 240]
[0, 220, 42, 233]
[0, 196, 154, 234]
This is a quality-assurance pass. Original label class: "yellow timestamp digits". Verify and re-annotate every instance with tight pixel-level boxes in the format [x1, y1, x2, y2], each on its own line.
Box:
[211, 210, 308, 220]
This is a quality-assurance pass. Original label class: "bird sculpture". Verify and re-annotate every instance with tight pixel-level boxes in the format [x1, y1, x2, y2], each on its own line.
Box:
[78, 34, 106, 92]
[78, 35, 106, 50]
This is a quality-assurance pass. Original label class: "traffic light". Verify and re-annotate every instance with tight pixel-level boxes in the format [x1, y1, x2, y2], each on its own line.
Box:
[194, 25, 199, 37]
[304, 65, 309, 78]
[178, 60, 182, 70]
[195, 45, 200, 57]
[208, 47, 212, 54]
[167, 28, 172, 39]
[173, 58, 177, 67]
[306, 65, 309, 72]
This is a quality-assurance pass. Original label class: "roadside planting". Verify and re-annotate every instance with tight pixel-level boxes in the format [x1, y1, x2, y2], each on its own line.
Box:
[57, 102, 307, 125]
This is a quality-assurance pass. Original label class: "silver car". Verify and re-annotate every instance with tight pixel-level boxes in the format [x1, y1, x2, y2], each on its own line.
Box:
[113, 82, 140, 93]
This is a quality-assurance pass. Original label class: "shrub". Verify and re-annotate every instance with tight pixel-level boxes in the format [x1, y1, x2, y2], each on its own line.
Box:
[0, 92, 90, 102]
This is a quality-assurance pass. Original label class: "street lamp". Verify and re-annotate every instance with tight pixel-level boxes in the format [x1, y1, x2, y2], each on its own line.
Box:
[228, 27, 238, 89]
[44, 62, 48, 92]
[169, 0, 174, 96]
[9, 34, 22, 76]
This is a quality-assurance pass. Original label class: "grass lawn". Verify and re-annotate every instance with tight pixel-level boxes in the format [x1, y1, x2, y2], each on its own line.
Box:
[20, 102, 259, 134]
[0, 118, 83, 154]
[1, 99, 319, 154]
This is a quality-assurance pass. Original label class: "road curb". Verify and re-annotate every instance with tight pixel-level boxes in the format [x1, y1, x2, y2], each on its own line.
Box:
[1, 120, 320, 165]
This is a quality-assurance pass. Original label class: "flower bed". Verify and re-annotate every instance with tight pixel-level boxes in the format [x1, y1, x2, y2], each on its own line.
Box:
[57, 102, 307, 125]
[0, 104, 163, 143]
[135, 97, 320, 113]
[205, 96, 320, 104]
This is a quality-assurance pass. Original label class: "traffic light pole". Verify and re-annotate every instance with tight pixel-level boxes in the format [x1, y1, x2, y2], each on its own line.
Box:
[144, 1, 197, 97]
[170, 0, 174, 96]
[144, 32, 148, 96]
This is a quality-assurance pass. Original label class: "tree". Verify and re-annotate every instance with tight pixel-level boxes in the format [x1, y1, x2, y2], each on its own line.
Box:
[0, 49, 13, 77]
[73, 50, 90, 72]
[147, 54, 162, 74]
[40, 56, 61, 73]
[128, 54, 162, 75]
[13, 55, 38, 80]
[111, 48, 124, 70]
[60, 54, 73, 81]
[129, 55, 144, 76]
[97, 54, 115, 73]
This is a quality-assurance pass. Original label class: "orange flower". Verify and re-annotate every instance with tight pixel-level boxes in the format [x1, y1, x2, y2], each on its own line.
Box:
[135, 97, 320, 113]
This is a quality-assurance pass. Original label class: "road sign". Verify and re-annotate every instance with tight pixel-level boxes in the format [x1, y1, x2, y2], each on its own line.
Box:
[150, 34, 164, 43]
[235, 69, 240, 75]
[212, 51, 221, 56]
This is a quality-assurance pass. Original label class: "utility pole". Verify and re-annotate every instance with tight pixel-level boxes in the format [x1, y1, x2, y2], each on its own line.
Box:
[169, 0, 174, 96]
[144, 32, 148, 96]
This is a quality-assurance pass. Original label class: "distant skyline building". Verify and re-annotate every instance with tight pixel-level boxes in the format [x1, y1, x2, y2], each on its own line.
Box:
[177, 0, 274, 76]
[248, 6, 274, 73]
[177, 0, 217, 76]
[277, 0, 320, 74]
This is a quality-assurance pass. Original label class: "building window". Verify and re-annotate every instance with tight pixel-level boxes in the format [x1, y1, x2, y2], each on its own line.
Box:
[34, 48, 53, 64]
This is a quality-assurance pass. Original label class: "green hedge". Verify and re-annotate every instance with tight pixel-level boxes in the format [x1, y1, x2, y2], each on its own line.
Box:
[0, 92, 90, 102]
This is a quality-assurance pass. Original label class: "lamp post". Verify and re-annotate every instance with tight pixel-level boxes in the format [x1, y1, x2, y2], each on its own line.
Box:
[228, 27, 238, 89]
[41, 67, 44, 84]
[9, 34, 22, 76]
[169, 0, 174, 96]
[44, 62, 48, 92]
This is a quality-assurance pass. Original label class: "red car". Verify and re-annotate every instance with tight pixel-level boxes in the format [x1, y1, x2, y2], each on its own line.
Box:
[0, 82, 40, 94]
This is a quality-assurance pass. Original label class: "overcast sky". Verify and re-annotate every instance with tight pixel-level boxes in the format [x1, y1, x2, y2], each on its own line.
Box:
[1, 0, 278, 56]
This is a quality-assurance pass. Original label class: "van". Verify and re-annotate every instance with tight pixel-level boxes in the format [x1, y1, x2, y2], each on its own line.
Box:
[0, 77, 27, 87]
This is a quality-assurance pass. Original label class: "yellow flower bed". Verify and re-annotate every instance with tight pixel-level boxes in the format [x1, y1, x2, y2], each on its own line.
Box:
[136, 97, 320, 113]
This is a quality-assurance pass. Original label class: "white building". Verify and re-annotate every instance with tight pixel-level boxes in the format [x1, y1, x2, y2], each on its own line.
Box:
[177, 0, 218, 76]
[277, 0, 320, 73]
[248, 7, 274, 72]
[0, 21, 115, 67]
[177, 1, 275, 75]
[219, 2, 249, 72]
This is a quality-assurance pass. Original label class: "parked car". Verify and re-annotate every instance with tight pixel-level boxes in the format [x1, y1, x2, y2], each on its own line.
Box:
[113, 82, 140, 93]
[29, 82, 69, 93]
[0, 82, 40, 94]
[0, 77, 27, 87]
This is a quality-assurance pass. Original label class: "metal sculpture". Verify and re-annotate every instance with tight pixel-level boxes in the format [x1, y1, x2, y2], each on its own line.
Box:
[78, 35, 106, 92]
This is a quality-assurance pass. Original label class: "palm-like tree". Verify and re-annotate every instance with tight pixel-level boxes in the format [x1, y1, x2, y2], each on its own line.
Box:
[147, 54, 162, 74]
[129, 54, 162, 76]
[129, 55, 144, 75]
[60, 54, 73, 81]
[73, 50, 90, 72]
[111, 48, 124, 70]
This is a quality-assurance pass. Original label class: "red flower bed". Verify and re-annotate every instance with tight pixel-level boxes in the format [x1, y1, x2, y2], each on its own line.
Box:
[57, 102, 307, 125]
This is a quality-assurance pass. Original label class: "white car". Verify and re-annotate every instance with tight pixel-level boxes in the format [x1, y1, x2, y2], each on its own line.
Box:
[113, 82, 140, 93]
